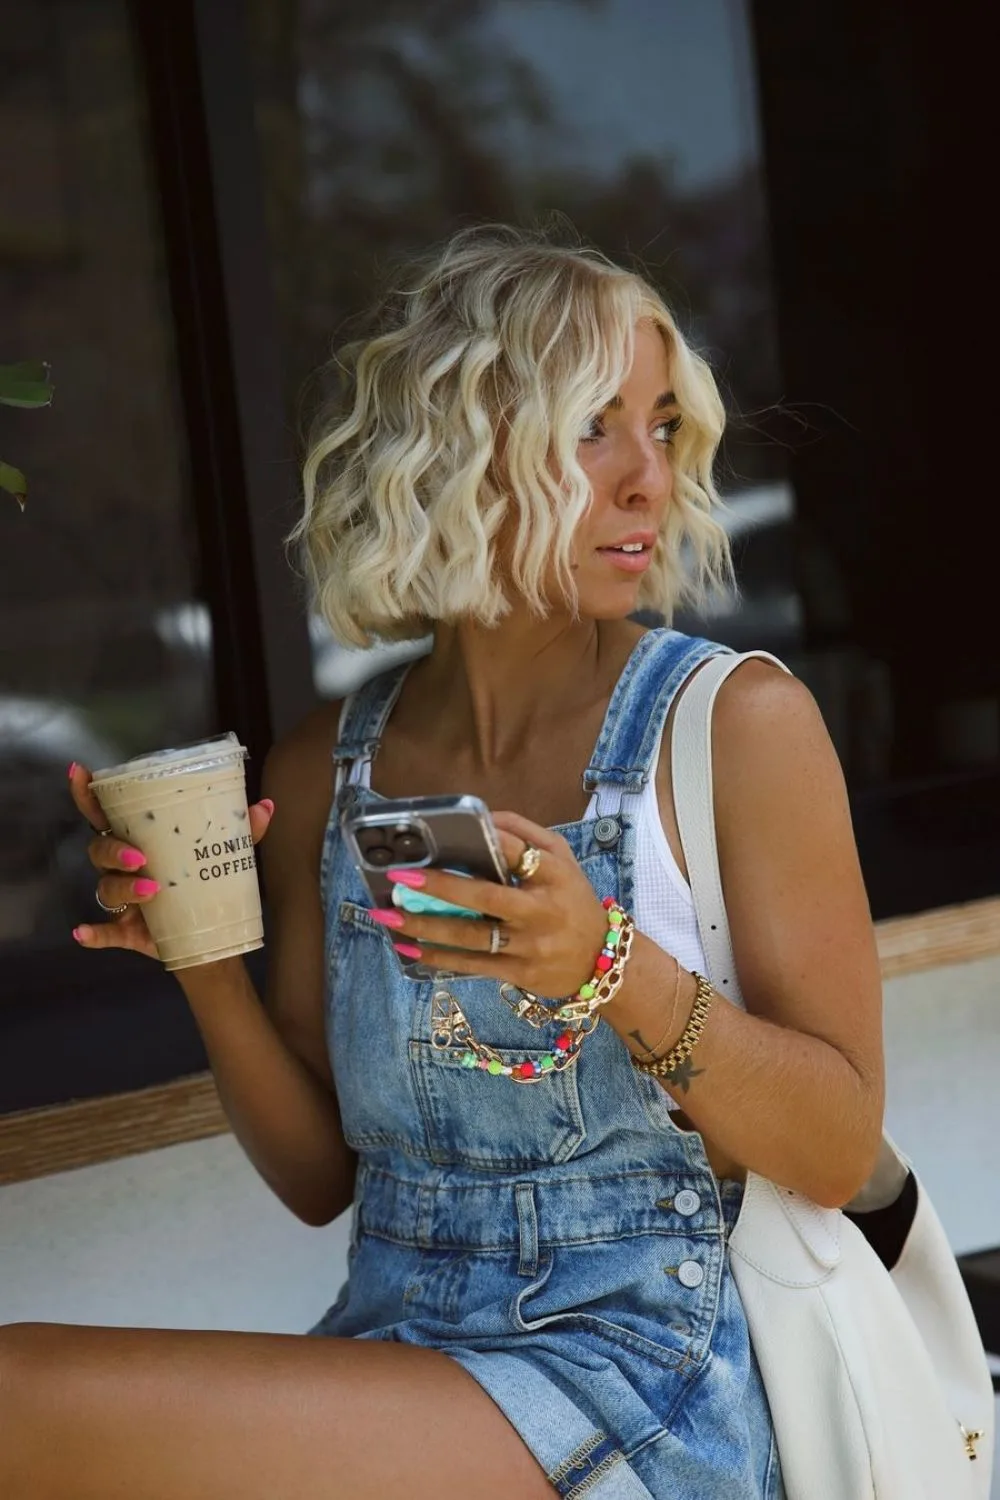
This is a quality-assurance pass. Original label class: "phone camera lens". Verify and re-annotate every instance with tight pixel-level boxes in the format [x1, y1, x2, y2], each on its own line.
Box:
[392, 830, 425, 861]
[366, 844, 394, 867]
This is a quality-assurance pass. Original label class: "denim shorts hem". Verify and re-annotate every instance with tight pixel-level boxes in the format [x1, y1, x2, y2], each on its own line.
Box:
[446, 1347, 656, 1498]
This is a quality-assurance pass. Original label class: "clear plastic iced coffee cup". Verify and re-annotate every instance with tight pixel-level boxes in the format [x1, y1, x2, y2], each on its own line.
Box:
[89, 733, 264, 971]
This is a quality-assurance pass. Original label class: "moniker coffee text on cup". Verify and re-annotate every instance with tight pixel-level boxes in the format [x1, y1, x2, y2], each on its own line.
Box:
[194, 835, 257, 881]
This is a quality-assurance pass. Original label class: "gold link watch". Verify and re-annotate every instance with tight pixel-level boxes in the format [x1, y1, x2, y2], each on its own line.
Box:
[632, 971, 714, 1077]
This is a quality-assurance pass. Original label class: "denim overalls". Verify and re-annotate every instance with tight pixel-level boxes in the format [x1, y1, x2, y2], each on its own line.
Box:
[311, 629, 783, 1500]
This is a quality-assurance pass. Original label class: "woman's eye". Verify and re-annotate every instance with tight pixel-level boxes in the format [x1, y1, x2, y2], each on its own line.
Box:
[654, 415, 683, 444]
[579, 413, 682, 445]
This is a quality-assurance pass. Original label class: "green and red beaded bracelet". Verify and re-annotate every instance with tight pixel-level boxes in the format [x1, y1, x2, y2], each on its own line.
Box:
[432, 899, 636, 1083]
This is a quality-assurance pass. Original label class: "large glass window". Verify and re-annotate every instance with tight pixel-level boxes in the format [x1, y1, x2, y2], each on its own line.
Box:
[0, 1, 217, 1107]
[249, 0, 998, 920]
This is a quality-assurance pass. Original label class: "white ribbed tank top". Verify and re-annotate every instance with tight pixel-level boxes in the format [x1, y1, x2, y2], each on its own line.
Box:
[584, 758, 708, 983]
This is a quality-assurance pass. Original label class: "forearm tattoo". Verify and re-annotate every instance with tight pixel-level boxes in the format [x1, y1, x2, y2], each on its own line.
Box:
[662, 1057, 705, 1094]
[627, 1029, 705, 1093]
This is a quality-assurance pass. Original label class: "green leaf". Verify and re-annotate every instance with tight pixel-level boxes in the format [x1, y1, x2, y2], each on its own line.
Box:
[0, 360, 50, 384]
[0, 381, 54, 408]
[0, 361, 54, 407]
[0, 459, 28, 510]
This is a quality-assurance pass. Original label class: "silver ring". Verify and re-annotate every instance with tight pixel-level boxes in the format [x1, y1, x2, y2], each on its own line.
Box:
[95, 829, 130, 914]
[489, 922, 505, 956]
[95, 886, 131, 917]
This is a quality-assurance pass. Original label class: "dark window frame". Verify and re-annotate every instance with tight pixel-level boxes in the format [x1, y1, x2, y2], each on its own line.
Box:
[749, 0, 998, 919]
[0, 0, 313, 1117]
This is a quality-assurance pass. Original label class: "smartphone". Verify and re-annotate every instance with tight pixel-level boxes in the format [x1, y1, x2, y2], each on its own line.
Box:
[341, 794, 511, 980]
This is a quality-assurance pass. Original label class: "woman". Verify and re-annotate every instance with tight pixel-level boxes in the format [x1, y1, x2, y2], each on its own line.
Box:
[3, 226, 884, 1498]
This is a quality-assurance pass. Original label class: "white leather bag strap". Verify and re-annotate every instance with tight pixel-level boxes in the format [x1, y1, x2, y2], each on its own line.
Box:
[670, 650, 852, 1272]
[669, 648, 910, 1251]
[670, 650, 790, 997]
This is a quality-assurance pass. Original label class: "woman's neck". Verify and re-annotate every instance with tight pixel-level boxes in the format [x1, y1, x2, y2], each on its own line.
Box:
[408, 611, 643, 772]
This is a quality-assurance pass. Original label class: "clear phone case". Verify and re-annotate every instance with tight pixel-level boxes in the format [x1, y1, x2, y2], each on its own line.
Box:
[341, 794, 510, 980]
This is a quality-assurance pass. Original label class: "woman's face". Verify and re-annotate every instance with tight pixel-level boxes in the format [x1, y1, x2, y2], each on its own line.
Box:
[569, 319, 679, 619]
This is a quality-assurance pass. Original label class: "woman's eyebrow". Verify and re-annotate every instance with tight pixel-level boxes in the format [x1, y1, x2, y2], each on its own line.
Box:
[604, 390, 678, 412]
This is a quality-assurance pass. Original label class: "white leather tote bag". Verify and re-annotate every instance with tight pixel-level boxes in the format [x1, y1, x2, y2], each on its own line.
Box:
[670, 649, 995, 1500]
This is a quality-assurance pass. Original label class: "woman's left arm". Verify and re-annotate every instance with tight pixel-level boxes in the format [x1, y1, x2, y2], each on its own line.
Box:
[609, 660, 885, 1208]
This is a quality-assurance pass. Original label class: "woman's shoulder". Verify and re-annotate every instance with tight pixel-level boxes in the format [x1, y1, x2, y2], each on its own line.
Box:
[709, 656, 839, 826]
[659, 635, 822, 797]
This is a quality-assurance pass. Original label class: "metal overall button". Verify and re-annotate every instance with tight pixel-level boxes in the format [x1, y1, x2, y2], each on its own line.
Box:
[593, 816, 622, 848]
[677, 1260, 705, 1289]
[673, 1189, 701, 1217]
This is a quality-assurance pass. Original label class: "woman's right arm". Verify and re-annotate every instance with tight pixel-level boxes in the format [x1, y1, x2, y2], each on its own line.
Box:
[166, 705, 356, 1228]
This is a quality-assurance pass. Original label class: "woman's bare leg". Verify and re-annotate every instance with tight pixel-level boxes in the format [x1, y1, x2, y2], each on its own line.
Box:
[0, 1321, 555, 1500]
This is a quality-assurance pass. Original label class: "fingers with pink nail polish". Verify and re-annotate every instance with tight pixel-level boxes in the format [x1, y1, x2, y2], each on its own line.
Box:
[387, 868, 425, 888]
[119, 847, 146, 870]
[393, 942, 423, 959]
[132, 878, 160, 898]
[370, 908, 405, 928]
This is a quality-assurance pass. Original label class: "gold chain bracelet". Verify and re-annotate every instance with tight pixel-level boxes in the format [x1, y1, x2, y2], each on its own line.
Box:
[430, 904, 636, 1083]
[632, 971, 714, 1077]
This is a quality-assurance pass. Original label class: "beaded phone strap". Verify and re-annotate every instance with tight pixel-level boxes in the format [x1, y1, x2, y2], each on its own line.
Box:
[430, 899, 635, 1084]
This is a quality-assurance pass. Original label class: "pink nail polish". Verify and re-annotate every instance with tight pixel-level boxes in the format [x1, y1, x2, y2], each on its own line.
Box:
[119, 848, 146, 870]
[258, 798, 275, 816]
[388, 868, 426, 888]
[370, 908, 405, 928]
[133, 878, 160, 897]
[393, 942, 423, 959]
[72, 927, 88, 943]
[68, 762, 78, 779]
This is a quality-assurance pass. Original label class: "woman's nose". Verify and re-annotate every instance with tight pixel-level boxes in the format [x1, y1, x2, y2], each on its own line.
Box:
[617, 435, 669, 503]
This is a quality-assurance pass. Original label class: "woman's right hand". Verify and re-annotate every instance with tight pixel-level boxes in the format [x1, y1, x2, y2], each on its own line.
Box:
[67, 762, 274, 958]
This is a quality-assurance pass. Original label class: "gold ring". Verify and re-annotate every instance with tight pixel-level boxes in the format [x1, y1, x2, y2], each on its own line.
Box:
[513, 845, 542, 882]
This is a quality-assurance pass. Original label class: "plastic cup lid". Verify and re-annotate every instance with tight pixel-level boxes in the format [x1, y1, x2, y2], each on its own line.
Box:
[90, 732, 248, 786]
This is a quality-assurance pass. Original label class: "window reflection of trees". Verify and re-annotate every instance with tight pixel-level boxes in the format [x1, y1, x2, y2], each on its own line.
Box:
[250, 0, 785, 491]
[0, 2, 215, 945]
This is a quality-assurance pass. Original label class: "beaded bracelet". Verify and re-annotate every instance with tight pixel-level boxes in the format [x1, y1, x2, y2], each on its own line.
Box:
[496, 899, 635, 1030]
[552, 898, 635, 1022]
[430, 899, 636, 1084]
[632, 971, 714, 1078]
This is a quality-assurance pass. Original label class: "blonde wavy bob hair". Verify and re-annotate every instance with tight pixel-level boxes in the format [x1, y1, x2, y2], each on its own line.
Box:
[290, 225, 733, 648]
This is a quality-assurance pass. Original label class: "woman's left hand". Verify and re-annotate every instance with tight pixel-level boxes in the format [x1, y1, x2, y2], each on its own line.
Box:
[375, 811, 610, 998]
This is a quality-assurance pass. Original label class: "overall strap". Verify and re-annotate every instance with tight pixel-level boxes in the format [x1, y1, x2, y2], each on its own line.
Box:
[332, 661, 413, 794]
[582, 628, 733, 794]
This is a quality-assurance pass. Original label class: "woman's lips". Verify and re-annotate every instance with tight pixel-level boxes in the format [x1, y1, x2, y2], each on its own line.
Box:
[596, 545, 652, 574]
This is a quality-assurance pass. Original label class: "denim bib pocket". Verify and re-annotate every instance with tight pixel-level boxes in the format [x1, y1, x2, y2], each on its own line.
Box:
[410, 1039, 588, 1170]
